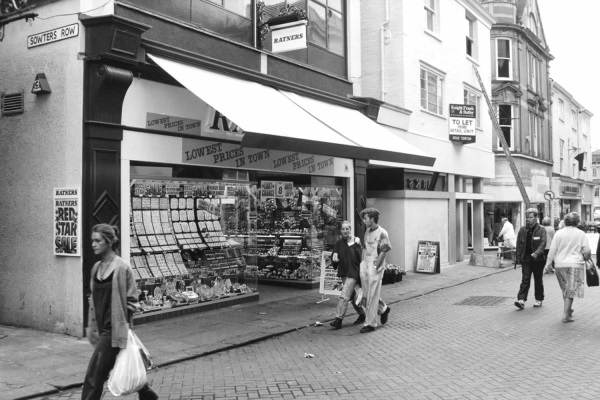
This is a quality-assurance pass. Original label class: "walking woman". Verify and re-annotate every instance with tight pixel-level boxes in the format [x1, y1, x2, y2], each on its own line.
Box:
[83, 224, 158, 400]
[330, 221, 365, 329]
[544, 213, 591, 323]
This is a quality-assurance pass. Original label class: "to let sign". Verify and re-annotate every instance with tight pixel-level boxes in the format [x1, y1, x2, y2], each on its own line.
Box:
[449, 104, 476, 144]
[271, 20, 307, 53]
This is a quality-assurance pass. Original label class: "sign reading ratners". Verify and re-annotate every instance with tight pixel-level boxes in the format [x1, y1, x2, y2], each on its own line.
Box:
[54, 187, 80, 256]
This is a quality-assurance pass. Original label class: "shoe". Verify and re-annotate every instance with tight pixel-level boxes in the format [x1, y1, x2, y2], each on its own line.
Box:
[380, 306, 391, 325]
[533, 300, 543, 307]
[353, 314, 366, 325]
[360, 326, 375, 333]
[562, 316, 574, 323]
[329, 318, 342, 329]
[138, 385, 158, 400]
[569, 308, 574, 317]
[514, 300, 524, 310]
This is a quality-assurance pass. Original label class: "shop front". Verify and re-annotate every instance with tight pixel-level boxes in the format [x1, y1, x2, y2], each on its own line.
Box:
[551, 178, 596, 225]
[114, 55, 434, 322]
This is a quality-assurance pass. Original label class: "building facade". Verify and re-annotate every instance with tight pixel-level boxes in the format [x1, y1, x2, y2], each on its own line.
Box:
[550, 81, 594, 224]
[481, 0, 553, 239]
[358, 0, 496, 268]
[0, 0, 435, 334]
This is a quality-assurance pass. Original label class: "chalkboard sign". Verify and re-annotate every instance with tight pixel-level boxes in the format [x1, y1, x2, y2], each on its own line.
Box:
[415, 241, 440, 274]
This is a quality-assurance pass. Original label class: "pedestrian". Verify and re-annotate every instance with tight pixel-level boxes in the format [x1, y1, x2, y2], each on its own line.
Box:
[514, 208, 547, 309]
[543, 212, 591, 323]
[498, 217, 516, 249]
[359, 208, 391, 333]
[541, 217, 555, 260]
[330, 221, 366, 329]
[83, 224, 158, 400]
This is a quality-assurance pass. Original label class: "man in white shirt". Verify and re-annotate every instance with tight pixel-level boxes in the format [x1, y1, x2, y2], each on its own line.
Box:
[498, 218, 516, 248]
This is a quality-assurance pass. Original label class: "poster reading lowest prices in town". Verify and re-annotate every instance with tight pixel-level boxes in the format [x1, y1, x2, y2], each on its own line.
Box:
[319, 251, 343, 296]
[54, 187, 80, 256]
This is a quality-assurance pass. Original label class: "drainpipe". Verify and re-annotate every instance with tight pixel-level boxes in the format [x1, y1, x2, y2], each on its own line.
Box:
[380, 0, 391, 101]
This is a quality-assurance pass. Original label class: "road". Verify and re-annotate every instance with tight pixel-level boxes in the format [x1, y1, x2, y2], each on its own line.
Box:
[43, 269, 600, 399]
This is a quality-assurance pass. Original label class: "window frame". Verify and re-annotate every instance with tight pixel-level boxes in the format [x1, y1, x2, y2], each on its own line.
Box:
[528, 111, 541, 157]
[560, 139, 564, 173]
[420, 66, 444, 116]
[497, 104, 514, 151]
[558, 99, 565, 121]
[495, 38, 512, 80]
[528, 52, 540, 93]
[571, 109, 578, 130]
[424, 0, 439, 35]
[464, 87, 481, 129]
[307, 0, 346, 57]
[465, 13, 477, 59]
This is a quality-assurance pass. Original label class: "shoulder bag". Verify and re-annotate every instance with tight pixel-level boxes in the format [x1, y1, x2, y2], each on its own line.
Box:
[585, 259, 599, 287]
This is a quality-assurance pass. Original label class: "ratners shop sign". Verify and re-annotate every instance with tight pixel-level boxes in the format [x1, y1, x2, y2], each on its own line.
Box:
[271, 20, 307, 53]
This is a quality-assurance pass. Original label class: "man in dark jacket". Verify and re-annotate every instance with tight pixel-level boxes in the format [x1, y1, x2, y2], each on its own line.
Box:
[514, 207, 547, 309]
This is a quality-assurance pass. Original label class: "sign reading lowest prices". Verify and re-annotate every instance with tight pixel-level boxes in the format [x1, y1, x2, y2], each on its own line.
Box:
[448, 104, 476, 144]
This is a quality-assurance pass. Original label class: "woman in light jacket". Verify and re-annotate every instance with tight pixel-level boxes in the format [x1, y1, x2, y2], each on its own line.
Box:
[82, 224, 157, 400]
[544, 213, 591, 323]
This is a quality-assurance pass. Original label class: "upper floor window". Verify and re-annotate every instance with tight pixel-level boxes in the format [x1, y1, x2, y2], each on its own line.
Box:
[560, 139, 564, 173]
[466, 13, 477, 58]
[529, 111, 541, 157]
[308, 0, 345, 56]
[496, 38, 512, 80]
[498, 104, 513, 150]
[424, 0, 439, 34]
[528, 52, 540, 93]
[583, 117, 589, 137]
[420, 67, 444, 115]
[528, 13, 538, 36]
[207, 0, 251, 18]
[594, 168, 598, 178]
[572, 109, 578, 130]
[595, 187, 599, 197]
[464, 88, 481, 129]
[559, 99, 565, 121]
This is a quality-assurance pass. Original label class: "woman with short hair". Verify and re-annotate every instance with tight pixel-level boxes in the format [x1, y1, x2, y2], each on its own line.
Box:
[544, 213, 591, 323]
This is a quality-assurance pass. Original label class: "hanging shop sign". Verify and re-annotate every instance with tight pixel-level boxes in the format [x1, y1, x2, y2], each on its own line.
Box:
[271, 20, 308, 53]
[27, 23, 79, 49]
[54, 187, 80, 256]
[182, 138, 336, 176]
[319, 251, 343, 296]
[560, 185, 580, 196]
[448, 104, 476, 144]
[415, 241, 440, 274]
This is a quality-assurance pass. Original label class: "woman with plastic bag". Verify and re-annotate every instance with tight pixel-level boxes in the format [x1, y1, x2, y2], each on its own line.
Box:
[82, 224, 158, 400]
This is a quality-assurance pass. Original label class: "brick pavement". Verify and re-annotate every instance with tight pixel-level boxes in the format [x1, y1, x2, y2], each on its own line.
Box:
[38, 268, 600, 400]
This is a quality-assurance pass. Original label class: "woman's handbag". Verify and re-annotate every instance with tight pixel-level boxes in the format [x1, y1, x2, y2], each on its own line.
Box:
[585, 259, 599, 287]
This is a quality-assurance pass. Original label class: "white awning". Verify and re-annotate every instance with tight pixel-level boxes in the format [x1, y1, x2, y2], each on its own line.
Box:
[148, 54, 435, 166]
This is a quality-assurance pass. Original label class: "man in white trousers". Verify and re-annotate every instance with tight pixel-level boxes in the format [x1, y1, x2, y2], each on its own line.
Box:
[359, 208, 391, 333]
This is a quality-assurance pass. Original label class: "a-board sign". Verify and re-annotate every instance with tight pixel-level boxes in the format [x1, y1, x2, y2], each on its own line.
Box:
[415, 241, 440, 274]
[319, 251, 343, 295]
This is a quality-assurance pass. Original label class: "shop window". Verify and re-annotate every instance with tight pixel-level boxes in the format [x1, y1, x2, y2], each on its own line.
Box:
[496, 38, 512, 80]
[484, 202, 522, 247]
[420, 67, 444, 115]
[308, 0, 345, 56]
[128, 164, 347, 314]
[497, 104, 513, 150]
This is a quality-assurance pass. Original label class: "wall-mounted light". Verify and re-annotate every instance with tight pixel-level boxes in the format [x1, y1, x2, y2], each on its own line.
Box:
[31, 72, 51, 94]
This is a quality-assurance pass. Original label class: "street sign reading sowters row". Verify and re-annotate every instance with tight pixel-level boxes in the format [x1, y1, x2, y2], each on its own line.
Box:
[449, 104, 476, 144]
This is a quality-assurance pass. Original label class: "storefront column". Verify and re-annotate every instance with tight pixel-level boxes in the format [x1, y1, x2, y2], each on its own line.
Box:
[448, 174, 457, 264]
[472, 178, 484, 254]
[455, 177, 468, 262]
[354, 159, 368, 239]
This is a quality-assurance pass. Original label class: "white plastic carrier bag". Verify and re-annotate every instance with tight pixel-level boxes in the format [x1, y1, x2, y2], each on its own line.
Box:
[107, 329, 147, 396]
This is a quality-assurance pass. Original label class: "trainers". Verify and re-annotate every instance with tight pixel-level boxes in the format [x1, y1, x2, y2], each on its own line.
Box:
[380, 307, 391, 325]
[533, 300, 543, 307]
[329, 318, 342, 329]
[353, 314, 366, 325]
[360, 326, 375, 333]
[514, 300, 525, 310]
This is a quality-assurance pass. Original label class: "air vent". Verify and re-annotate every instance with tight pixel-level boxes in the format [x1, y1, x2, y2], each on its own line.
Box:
[1, 91, 25, 116]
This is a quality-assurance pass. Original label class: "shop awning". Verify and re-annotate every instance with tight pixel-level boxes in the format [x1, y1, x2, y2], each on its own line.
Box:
[148, 54, 435, 166]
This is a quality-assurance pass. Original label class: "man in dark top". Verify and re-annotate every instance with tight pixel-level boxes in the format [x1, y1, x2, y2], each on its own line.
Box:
[514, 208, 547, 309]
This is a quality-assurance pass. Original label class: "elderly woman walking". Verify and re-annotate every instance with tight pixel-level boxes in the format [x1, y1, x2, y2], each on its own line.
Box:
[544, 212, 591, 323]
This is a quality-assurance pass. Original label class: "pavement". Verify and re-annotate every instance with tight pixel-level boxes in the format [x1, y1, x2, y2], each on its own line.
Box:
[1, 258, 516, 400]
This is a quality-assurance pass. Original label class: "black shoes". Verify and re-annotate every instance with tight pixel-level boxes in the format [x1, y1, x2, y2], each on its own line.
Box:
[353, 314, 366, 325]
[380, 307, 391, 325]
[330, 318, 342, 329]
[138, 385, 158, 400]
[514, 300, 524, 310]
[360, 326, 375, 333]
